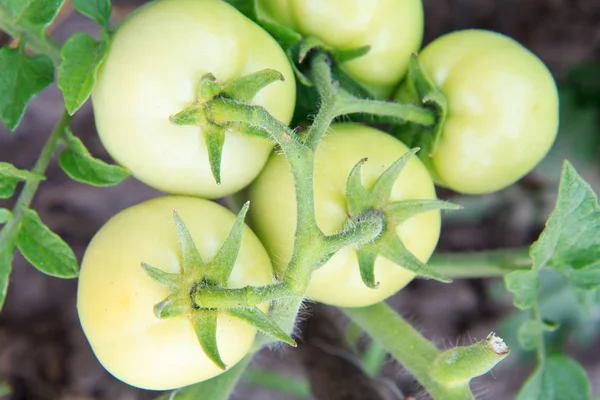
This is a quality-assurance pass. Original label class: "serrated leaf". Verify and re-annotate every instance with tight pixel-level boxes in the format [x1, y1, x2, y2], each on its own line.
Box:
[72, 0, 111, 29]
[4, 0, 63, 32]
[206, 202, 249, 285]
[0, 242, 15, 312]
[173, 211, 204, 273]
[504, 270, 540, 310]
[377, 232, 451, 282]
[563, 261, 600, 290]
[222, 69, 284, 102]
[58, 128, 129, 186]
[15, 208, 78, 278]
[192, 309, 227, 370]
[517, 355, 591, 400]
[205, 124, 226, 184]
[58, 33, 108, 114]
[517, 319, 558, 351]
[0, 46, 53, 131]
[0, 208, 12, 224]
[531, 161, 600, 271]
[227, 307, 296, 346]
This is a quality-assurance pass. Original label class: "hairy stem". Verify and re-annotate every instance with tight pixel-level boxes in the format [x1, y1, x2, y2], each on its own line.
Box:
[343, 302, 475, 400]
[192, 282, 297, 309]
[0, 5, 62, 65]
[429, 248, 532, 278]
[335, 98, 436, 126]
[0, 110, 71, 245]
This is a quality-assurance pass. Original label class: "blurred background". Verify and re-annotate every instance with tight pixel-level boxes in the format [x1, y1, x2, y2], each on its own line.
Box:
[0, 0, 599, 399]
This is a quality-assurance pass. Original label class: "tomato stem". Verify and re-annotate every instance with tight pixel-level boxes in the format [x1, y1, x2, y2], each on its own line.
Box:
[428, 248, 532, 278]
[343, 302, 476, 400]
[191, 282, 297, 309]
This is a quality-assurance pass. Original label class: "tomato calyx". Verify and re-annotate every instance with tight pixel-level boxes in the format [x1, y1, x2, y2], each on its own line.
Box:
[169, 69, 285, 185]
[141, 202, 296, 371]
[391, 55, 448, 181]
[345, 151, 459, 288]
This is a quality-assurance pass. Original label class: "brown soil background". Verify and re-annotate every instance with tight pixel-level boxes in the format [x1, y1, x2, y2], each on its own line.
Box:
[1, 1, 599, 399]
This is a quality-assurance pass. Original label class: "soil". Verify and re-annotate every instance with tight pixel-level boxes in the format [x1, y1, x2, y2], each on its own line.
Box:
[1, 1, 599, 399]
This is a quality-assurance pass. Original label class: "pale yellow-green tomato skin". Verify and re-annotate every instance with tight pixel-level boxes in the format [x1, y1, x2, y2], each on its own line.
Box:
[415, 30, 559, 194]
[256, 0, 423, 99]
[249, 124, 440, 307]
[92, 0, 296, 199]
[77, 196, 273, 390]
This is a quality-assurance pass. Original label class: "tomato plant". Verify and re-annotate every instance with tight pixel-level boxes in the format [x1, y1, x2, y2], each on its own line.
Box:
[1, 0, 596, 399]
[92, 0, 296, 199]
[249, 123, 441, 307]
[77, 196, 275, 390]
[397, 29, 560, 194]
[256, 0, 423, 99]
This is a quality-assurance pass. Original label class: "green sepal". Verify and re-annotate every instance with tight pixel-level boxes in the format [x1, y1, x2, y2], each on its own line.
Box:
[193, 309, 228, 371]
[206, 202, 250, 285]
[204, 124, 226, 184]
[378, 232, 451, 282]
[141, 262, 180, 292]
[345, 158, 370, 216]
[297, 36, 331, 63]
[198, 73, 222, 101]
[357, 246, 378, 289]
[227, 307, 296, 347]
[385, 199, 462, 225]
[154, 294, 188, 319]
[370, 148, 419, 209]
[221, 69, 284, 102]
[334, 45, 371, 64]
[173, 211, 205, 273]
[169, 105, 203, 126]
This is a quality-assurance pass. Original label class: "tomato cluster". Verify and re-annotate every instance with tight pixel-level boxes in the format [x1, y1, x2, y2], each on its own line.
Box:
[78, 0, 559, 391]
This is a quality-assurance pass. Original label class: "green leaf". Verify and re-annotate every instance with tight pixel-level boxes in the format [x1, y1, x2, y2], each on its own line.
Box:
[0, 208, 11, 224]
[517, 319, 558, 351]
[206, 202, 250, 284]
[0, 162, 44, 198]
[531, 161, 600, 273]
[173, 211, 204, 273]
[4, 0, 63, 32]
[227, 307, 296, 346]
[192, 309, 227, 370]
[15, 208, 78, 278]
[58, 33, 108, 114]
[72, 0, 111, 29]
[504, 270, 540, 310]
[58, 128, 129, 186]
[0, 242, 15, 312]
[0, 46, 53, 131]
[517, 355, 591, 400]
[156, 355, 251, 400]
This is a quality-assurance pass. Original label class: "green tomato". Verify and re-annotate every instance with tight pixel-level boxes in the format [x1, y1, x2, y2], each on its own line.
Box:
[401, 29, 559, 194]
[256, 0, 423, 99]
[77, 196, 273, 390]
[92, 0, 296, 199]
[249, 124, 440, 307]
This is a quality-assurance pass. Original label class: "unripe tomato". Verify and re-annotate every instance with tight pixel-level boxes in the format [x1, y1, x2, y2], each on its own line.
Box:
[77, 196, 274, 390]
[399, 29, 559, 194]
[249, 124, 440, 307]
[92, 0, 296, 198]
[257, 0, 423, 99]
